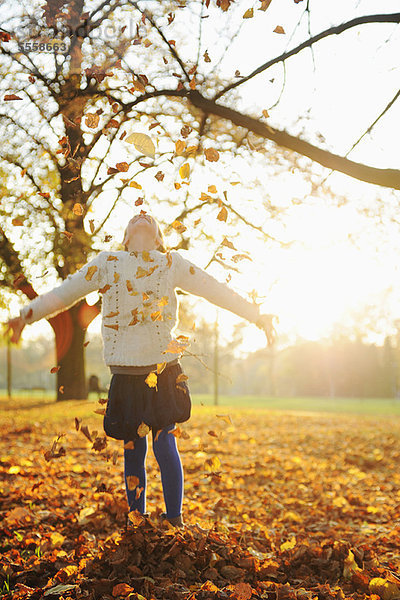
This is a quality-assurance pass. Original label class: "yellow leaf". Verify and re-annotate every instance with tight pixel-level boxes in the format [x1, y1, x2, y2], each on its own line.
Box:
[369, 579, 400, 600]
[217, 207, 228, 222]
[151, 310, 163, 321]
[141, 250, 153, 262]
[262, 109, 269, 118]
[125, 132, 156, 158]
[85, 265, 98, 281]
[343, 550, 361, 579]
[157, 362, 167, 374]
[175, 140, 186, 155]
[129, 181, 142, 189]
[172, 220, 187, 233]
[274, 25, 285, 34]
[135, 266, 148, 278]
[73, 203, 83, 216]
[50, 532, 65, 548]
[208, 185, 217, 193]
[216, 414, 233, 425]
[176, 373, 188, 383]
[127, 475, 140, 490]
[157, 296, 169, 307]
[145, 372, 158, 389]
[243, 8, 253, 18]
[137, 422, 151, 437]
[179, 162, 190, 179]
[280, 538, 296, 552]
[174, 182, 181, 189]
[204, 148, 219, 162]
[205, 456, 221, 472]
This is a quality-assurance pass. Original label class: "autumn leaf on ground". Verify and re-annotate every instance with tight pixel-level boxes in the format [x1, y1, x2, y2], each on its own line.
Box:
[125, 132, 156, 158]
[112, 583, 135, 597]
[205, 456, 221, 472]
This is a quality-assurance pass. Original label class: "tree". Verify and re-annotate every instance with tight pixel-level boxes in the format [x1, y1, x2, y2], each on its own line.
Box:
[1, 0, 399, 399]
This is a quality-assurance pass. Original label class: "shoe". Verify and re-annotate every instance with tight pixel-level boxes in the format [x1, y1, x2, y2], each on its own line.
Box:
[160, 512, 184, 528]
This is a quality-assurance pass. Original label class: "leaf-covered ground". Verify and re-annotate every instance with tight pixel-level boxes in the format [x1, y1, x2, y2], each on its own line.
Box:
[1, 401, 400, 600]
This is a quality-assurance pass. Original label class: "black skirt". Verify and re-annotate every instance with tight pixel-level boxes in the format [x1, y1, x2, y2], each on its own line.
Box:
[103, 361, 191, 441]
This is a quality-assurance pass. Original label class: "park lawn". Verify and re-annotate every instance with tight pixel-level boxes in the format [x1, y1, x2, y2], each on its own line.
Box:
[1, 393, 400, 599]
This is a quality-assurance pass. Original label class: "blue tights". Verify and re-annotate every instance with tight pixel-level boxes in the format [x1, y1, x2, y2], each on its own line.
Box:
[123, 424, 183, 519]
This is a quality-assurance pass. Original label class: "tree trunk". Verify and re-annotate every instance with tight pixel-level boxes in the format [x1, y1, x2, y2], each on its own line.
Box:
[54, 303, 87, 401]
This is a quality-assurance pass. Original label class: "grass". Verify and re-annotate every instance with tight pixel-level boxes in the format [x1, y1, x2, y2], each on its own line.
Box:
[1, 389, 400, 420]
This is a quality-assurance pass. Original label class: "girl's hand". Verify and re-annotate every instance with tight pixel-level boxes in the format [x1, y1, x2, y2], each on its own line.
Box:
[256, 313, 278, 347]
[4, 316, 25, 344]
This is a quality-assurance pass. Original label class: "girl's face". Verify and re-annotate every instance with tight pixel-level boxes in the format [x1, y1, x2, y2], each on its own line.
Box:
[124, 213, 160, 248]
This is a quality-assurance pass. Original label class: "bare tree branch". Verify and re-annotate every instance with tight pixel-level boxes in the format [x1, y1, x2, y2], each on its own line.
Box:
[213, 12, 400, 101]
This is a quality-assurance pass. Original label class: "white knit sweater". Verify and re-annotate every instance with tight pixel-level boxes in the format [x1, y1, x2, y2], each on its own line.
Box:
[19, 249, 261, 367]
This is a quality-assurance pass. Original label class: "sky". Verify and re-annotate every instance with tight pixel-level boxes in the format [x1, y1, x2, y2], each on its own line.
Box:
[3, 0, 400, 357]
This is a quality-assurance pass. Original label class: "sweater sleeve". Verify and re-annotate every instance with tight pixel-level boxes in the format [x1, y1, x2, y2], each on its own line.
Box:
[19, 252, 106, 325]
[172, 250, 260, 324]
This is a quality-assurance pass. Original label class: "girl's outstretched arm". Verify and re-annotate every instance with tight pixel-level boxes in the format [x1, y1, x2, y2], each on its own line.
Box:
[172, 250, 275, 338]
[8, 252, 106, 333]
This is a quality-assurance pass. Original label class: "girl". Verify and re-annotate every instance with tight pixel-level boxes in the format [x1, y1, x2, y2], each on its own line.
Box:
[5, 211, 276, 528]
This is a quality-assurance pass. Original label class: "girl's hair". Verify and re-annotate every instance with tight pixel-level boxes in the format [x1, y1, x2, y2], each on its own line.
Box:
[122, 213, 167, 253]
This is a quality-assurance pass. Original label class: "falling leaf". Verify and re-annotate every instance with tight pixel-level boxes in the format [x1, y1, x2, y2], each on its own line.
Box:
[204, 148, 219, 162]
[176, 373, 188, 383]
[216, 414, 233, 425]
[4, 94, 22, 101]
[208, 185, 217, 193]
[217, 207, 228, 222]
[175, 140, 186, 155]
[243, 8, 253, 17]
[274, 25, 285, 34]
[151, 311, 163, 321]
[73, 203, 83, 216]
[59, 386, 64, 394]
[129, 181, 142, 189]
[179, 162, 190, 179]
[136, 266, 148, 278]
[135, 487, 144, 499]
[127, 475, 140, 490]
[125, 132, 156, 158]
[142, 250, 153, 262]
[259, 0, 272, 10]
[12, 217, 24, 226]
[85, 266, 97, 281]
[157, 362, 167, 374]
[157, 296, 169, 307]
[84, 113, 99, 128]
[135, 198, 144, 206]
[124, 440, 135, 449]
[50, 366, 60, 373]
[80, 425, 93, 442]
[116, 162, 129, 172]
[189, 266, 195, 274]
[145, 372, 158, 389]
[99, 284, 111, 294]
[104, 323, 119, 330]
[163, 338, 190, 354]
[172, 220, 187, 234]
[137, 422, 151, 437]
[89, 219, 95, 233]
[105, 311, 120, 318]
[262, 109, 270, 118]
[204, 50, 211, 62]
